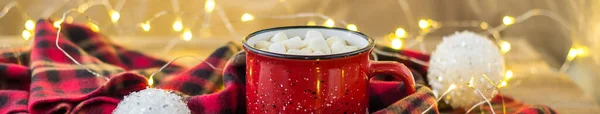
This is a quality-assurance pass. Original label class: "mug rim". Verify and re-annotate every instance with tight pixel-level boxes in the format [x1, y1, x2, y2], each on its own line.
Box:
[242, 26, 374, 60]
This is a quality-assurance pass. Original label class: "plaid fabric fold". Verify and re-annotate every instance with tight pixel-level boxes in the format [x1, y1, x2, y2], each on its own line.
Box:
[0, 20, 556, 114]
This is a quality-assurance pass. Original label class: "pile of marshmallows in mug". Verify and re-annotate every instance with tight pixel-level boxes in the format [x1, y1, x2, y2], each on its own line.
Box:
[253, 30, 360, 55]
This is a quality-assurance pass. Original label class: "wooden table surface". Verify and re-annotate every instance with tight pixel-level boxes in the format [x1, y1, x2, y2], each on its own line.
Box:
[501, 75, 600, 113]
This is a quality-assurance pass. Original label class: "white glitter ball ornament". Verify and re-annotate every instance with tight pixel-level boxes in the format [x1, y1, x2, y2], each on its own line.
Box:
[113, 88, 191, 114]
[427, 31, 505, 109]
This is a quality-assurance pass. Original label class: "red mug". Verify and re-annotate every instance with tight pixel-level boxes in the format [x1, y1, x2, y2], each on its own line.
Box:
[243, 26, 416, 113]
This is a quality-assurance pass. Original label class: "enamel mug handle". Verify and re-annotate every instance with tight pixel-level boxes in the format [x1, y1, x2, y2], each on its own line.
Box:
[368, 61, 417, 95]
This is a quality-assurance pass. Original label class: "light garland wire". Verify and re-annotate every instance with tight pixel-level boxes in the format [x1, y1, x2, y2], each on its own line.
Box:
[406, 19, 443, 52]
[139, 10, 171, 32]
[404, 9, 573, 54]
[0, 2, 585, 113]
[65, 0, 125, 35]
[54, 11, 225, 87]
[395, 9, 579, 74]
[215, 6, 241, 41]
[472, 88, 496, 114]
[138, 12, 350, 41]
[223, 12, 351, 39]
[0, 1, 28, 20]
[114, 0, 127, 12]
[396, 0, 416, 30]
[134, 0, 214, 55]
[0, 1, 36, 41]
[55, 9, 107, 81]
[70, 0, 119, 26]
[40, 0, 68, 19]
[147, 55, 222, 86]
[481, 9, 572, 38]
[1, 0, 579, 88]
[160, 39, 181, 56]
[138, 0, 214, 41]
[422, 84, 457, 114]
[467, 0, 484, 21]
[422, 73, 509, 114]
[255, 12, 348, 26]
[481, 9, 576, 73]
[171, 0, 180, 13]
[462, 89, 505, 114]
[53, 9, 224, 87]
[278, 0, 295, 14]
[208, 9, 580, 75]
[465, 100, 488, 114]
[472, 74, 511, 114]
[1, 0, 584, 73]
[199, 7, 213, 29]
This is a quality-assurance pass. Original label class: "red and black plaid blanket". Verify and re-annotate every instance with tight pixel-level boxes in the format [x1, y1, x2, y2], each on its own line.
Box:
[0, 20, 556, 114]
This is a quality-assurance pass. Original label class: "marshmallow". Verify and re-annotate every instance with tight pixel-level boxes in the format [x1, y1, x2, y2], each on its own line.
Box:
[270, 32, 288, 42]
[268, 42, 287, 53]
[341, 46, 359, 52]
[308, 38, 331, 54]
[283, 36, 305, 49]
[305, 30, 324, 41]
[302, 39, 311, 46]
[256, 30, 362, 55]
[286, 49, 302, 55]
[326, 36, 345, 46]
[254, 40, 271, 49]
[300, 48, 312, 54]
[330, 42, 346, 54]
[312, 51, 325, 55]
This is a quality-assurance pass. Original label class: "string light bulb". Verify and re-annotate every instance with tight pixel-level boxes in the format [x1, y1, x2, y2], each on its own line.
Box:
[65, 16, 74, 23]
[499, 40, 511, 54]
[391, 38, 403, 49]
[22, 30, 32, 40]
[173, 18, 183, 32]
[205, 0, 215, 13]
[77, 3, 89, 12]
[88, 23, 99, 32]
[577, 48, 586, 56]
[503, 16, 515, 25]
[182, 29, 193, 41]
[25, 20, 35, 31]
[241, 13, 254, 22]
[480, 22, 489, 29]
[110, 10, 120, 23]
[346, 24, 358, 31]
[418, 19, 431, 29]
[395, 28, 407, 38]
[448, 84, 457, 90]
[147, 77, 154, 86]
[307, 21, 316, 26]
[324, 19, 335, 27]
[567, 48, 581, 61]
[53, 20, 63, 28]
[140, 21, 151, 32]
[468, 77, 475, 87]
[498, 81, 508, 88]
[505, 70, 513, 80]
